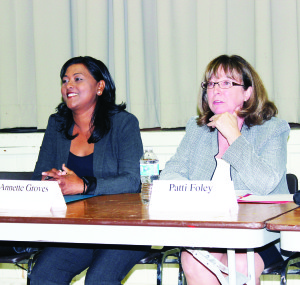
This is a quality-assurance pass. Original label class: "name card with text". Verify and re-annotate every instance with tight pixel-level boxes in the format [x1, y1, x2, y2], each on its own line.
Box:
[0, 180, 67, 213]
[149, 180, 238, 220]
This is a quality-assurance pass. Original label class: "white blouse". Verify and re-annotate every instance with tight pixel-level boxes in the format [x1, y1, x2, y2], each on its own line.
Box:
[211, 158, 231, 182]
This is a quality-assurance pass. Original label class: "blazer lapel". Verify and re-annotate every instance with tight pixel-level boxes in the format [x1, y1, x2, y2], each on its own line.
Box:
[93, 134, 109, 178]
[57, 125, 73, 168]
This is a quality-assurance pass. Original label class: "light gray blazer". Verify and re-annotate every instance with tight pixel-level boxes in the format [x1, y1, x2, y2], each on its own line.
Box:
[160, 116, 290, 195]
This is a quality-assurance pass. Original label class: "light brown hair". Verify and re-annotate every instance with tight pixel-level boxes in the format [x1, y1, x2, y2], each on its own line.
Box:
[197, 54, 277, 127]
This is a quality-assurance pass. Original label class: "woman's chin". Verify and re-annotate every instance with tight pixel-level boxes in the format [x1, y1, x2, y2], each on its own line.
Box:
[213, 110, 228, 115]
[212, 108, 235, 115]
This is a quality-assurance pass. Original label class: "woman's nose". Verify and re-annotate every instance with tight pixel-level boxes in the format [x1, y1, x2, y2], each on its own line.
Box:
[66, 80, 73, 89]
[213, 83, 221, 93]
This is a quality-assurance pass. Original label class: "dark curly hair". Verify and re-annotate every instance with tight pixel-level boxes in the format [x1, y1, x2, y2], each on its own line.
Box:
[198, 54, 277, 128]
[56, 56, 126, 143]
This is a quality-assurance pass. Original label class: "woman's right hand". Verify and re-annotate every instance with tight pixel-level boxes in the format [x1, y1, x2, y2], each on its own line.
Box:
[207, 112, 242, 145]
[56, 164, 85, 195]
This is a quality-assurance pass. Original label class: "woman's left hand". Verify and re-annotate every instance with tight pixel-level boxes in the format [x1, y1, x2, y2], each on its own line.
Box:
[207, 112, 241, 145]
[56, 164, 84, 195]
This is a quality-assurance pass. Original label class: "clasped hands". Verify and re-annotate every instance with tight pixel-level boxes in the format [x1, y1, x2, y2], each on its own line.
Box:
[42, 163, 84, 195]
[207, 111, 242, 145]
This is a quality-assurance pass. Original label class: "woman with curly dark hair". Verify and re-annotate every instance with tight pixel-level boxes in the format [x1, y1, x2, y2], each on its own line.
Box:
[160, 55, 290, 284]
[30, 56, 148, 284]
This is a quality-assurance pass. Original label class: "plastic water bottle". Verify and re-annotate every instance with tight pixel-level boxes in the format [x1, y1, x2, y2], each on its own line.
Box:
[140, 147, 159, 204]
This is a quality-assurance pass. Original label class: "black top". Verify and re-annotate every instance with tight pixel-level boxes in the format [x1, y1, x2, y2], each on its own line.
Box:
[67, 152, 94, 177]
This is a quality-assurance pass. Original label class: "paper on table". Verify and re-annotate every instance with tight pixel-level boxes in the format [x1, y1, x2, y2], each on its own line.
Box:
[0, 180, 67, 216]
[64, 194, 94, 204]
[149, 180, 239, 220]
[237, 193, 294, 203]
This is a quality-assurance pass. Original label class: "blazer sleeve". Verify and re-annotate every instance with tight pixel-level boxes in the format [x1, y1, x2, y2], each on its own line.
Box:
[91, 112, 143, 196]
[222, 118, 290, 195]
[159, 117, 197, 180]
[31, 115, 62, 180]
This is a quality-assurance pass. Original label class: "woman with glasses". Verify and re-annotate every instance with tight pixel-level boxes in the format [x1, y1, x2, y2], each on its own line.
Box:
[160, 54, 290, 284]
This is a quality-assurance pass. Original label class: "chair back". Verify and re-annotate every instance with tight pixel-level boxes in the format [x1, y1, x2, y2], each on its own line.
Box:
[0, 172, 33, 180]
[287, 173, 298, 194]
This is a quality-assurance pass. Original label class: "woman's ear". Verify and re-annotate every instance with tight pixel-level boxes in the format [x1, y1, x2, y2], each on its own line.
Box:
[244, 86, 252, 102]
[97, 80, 105, 96]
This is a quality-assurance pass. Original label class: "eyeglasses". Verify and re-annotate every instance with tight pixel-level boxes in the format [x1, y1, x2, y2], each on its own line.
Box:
[201, 80, 244, 89]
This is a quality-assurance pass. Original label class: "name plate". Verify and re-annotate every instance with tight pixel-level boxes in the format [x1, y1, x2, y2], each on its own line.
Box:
[0, 180, 67, 213]
[149, 180, 238, 220]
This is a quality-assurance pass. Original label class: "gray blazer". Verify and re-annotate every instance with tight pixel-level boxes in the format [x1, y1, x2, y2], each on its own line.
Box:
[160, 116, 290, 195]
[32, 111, 143, 196]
